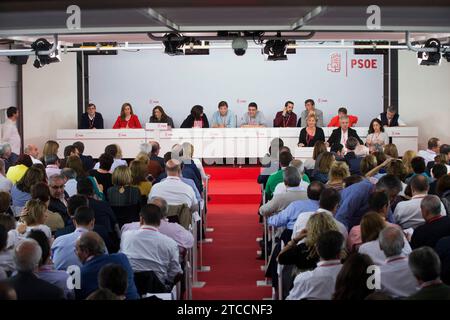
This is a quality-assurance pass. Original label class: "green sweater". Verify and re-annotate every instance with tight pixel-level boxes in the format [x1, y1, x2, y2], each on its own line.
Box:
[264, 169, 310, 201]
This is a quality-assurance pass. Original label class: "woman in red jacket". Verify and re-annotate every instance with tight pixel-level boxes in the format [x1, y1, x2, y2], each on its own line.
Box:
[112, 103, 142, 129]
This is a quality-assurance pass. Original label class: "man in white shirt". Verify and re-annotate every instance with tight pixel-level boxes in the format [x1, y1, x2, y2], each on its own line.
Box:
[394, 175, 446, 229]
[24, 144, 43, 165]
[292, 188, 348, 240]
[379, 226, 418, 298]
[273, 159, 309, 195]
[1, 107, 21, 155]
[149, 159, 199, 213]
[417, 137, 441, 165]
[286, 230, 343, 300]
[120, 204, 182, 285]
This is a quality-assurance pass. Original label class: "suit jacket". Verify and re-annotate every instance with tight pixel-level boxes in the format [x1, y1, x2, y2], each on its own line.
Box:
[8, 271, 65, 300]
[80, 112, 104, 129]
[344, 152, 363, 175]
[79, 154, 95, 172]
[273, 111, 297, 127]
[49, 197, 70, 225]
[327, 127, 363, 148]
[298, 127, 325, 147]
[76, 253, 139, 300]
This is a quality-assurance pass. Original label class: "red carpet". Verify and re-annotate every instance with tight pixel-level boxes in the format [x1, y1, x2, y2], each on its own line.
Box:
[192, 166, 272, 300]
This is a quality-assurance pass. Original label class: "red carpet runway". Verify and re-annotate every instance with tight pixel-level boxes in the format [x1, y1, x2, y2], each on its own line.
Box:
[192, 166, 272, 300]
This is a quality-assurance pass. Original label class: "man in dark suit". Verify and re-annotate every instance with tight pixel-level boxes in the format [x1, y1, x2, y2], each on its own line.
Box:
[48, 174, 70, 224]
[8, 239, 64, 300]
[327, 115, 363, 150]
[344, 137, 364, 175]
[73, 141, 95, 172]
[75, 231, 139, 300]
[80, 103, 104, 129]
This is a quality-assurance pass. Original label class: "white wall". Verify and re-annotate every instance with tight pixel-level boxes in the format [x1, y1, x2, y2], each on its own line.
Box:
[399, 51, 450, 150]
[22, 52, 78, 149]
[0, 47, 18, 121]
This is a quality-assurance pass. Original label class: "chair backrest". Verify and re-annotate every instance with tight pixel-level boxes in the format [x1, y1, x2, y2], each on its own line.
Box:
[110, 204, 140, 228]
[134, 271, 171, 296]
[167, 203, 192, 230]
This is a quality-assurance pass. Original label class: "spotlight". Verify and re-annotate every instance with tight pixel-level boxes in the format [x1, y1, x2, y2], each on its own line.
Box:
[263, 39, 288, 61]
[163, 33, 187, 56]
[417, 38, 441, 66]
[31, 38, 59, 68]
[232, 37, 248, 56]
[443, 51, 450, 62]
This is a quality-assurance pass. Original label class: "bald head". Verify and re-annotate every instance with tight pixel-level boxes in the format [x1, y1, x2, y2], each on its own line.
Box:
[76, 231, 106, 263]
[410, 175, 429, 195]
[149, 197, 169, 217]
[24, 144, 39, 159]
[14, 239, 42, 272]
[166, 159, 181, 176]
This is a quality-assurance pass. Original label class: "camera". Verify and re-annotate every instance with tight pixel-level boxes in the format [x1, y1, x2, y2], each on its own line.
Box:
[232, 37, 248, 56]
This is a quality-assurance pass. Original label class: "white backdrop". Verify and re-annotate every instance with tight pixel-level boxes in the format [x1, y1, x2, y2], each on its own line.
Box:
[89, 47, 383, 128]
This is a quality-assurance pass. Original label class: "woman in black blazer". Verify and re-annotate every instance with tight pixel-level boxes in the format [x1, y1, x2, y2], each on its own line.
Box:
[297, 113, 325, 147]
[180, 105, 209, 128]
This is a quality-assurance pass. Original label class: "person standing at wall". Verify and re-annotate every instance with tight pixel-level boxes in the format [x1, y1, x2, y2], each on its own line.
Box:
[1, 107, 21, 155]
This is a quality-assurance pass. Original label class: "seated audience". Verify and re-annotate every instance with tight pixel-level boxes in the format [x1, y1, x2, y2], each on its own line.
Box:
[273, 101, 297, 128]
[86, 288, 119, 300]
[61, 168, 78, 197]
[24, 144, 42, 165]
[48, 174, 70, 224]
[0, 143, 18, 173]
[297, 113, 325, 147]
[378, 226, 419, 298]
[408, 246, 450, 300]
[30, 182, 64, 233]
[411, 195, 450, 249]
[89, 153, 114, 197]
[260, 167, 308, 217]
[75, 232, 138, 300]
[384, 143, 399, 160]
[437, 175, 450, 215]
[98, 264, 128, 300]
[327, 115, 363, 150]
[264, 151, 294, 200]
[311, 152, 335, 184]
[0, 159, 12, 192]
[180, 105, 209, 128]
[107, 166, 141, 208]
[240, 102, 266, 127]
[147, 141, 165, 175]
[418, 137, 441, 165]
[402, 150, 417, 177]
[11, 166, 45, 216]
[304, 141, 327, 171]
[343, 137, 363, 175]
[378, 105, 405, 127]
[120, 204, 182, 287]
[130, 160, 152, 197]
[40, 140, 59, 165]
[73, 141, 95, 172]
[211, 101, 236, 128]
[18, 199, 52, 239]
[330, 143, 345, 161]
[365, 118, 389, 153]
[273, 160, 310, 195]
[61, 145, 79, 168]
[327, 107, 358, 127]
[298, 99, 324, 127]
[429, 163, 448, 195]
[27, 229, 74, 299]
[6, 154, 32, 184]
[326, 161, 350, 191]
[406, 156, 432, 184]
[286, 231, 344, 300]
[8, 239, 64, 300]
[112, 103, 142, 129]
[80, 103, 104, 129]
[149, 105, 175, 128]
[93, 144, 127, 173]
[394, 175, 445, 229]
[332, 253, 375, 300]
[180, 142, 208, 182]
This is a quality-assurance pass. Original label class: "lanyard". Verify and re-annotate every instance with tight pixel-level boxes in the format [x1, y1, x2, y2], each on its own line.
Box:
[283, 114, 291, 127]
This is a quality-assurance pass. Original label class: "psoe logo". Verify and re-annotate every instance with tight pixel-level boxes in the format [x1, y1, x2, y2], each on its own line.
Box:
[327, 53, 341, 73]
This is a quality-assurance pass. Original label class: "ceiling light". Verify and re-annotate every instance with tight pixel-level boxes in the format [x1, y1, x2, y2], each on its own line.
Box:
[417, 38, 441, 66]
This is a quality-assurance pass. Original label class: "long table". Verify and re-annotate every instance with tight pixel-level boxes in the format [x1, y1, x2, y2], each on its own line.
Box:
[56, 127, 419, 160]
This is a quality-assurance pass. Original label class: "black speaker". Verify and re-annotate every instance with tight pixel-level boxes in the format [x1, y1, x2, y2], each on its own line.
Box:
[8, 55, 29, 65]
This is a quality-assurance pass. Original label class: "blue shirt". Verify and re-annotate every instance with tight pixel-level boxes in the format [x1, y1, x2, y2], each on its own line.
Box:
[211, 110, 236, 128]
[77, 253, 139, 300]
[11, 185, 31, 209]
[268, 199, 320, 230]
[51, 227, 88, 271]
[335, 179, 374, 230]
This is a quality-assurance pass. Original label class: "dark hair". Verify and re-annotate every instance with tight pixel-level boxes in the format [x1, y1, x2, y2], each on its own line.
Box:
[279, 151, 293, 168]
[163, 151, 172, 164]
[98, 264, 128, 296]
[319, 187, 340, 211]
[428, 137, 440, 150]
[345, 137, 359, 151]
[31, 182, 50, 202]
[375, 174, 402, 198]
[86, 103, 96, 110]
[330, 143, 344, 154]
[64, 145, 77, 158]
[27, 229, 50, 266]
[68, 195, 89, 217]
[0, 213, 15, 232]
[384, 144, 399, 159]
[248, 102, 258, 109]
[368, 191, 389, 212]
[98, 153, 114, 171]
[190, 105, 204, 120]
[312, 141, 327, 160]
[432, 163, 447, 180]
[436, 175, 450, 197]
[304, 99, 315, 106]
[74, 206, 95, 226]
[0, 225, 7, 252]
[284, 101, 294, 107]
[440, 144, 450, 155]
[6, 106, 17, 118]
[120, 103, 134, 120]
[105, 144, 119, 158]
[73, 141, 85, 154]
[66, 155, 86, 178]
[344, 175, 363, 187]
[151, 105, 169, 122]
[140, 204, 162, 226]
[368, 118, 385, 134]
[77, 177, 94, 196]
[386, 159, 407, 181]
[411, 157, 426, 174]
[409, 246, 441, 282]
[16, 166, 45, 193]
[44, 154, 59, 166]
[16, 154, 33, 167]
[333, 253, 375, 300]
[410, 175, 429, 193]
[338, 107, 347, 114]
[373, 151, 387, 166]
[86, 288, 119, 300]
[0, 192, 11, 213]
[218, 101, 228, 108]
[317, 230, 344, 260]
